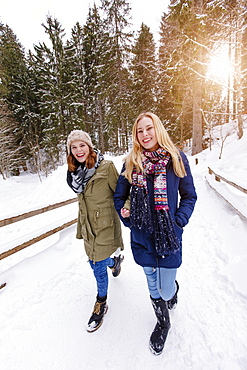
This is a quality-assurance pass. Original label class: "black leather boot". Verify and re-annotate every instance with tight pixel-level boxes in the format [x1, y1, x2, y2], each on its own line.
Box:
[110, 254, 124, 277]
[87, 295, 108, 332]
[149, 296, 171, 355]
[167, 280, 179, 310]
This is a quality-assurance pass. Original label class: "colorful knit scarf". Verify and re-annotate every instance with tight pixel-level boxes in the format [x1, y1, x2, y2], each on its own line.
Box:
[130, 147, 180, 256]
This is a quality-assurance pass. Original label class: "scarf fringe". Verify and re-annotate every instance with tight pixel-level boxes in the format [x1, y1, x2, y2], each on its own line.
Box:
[130, 185, 180, 256]
[130, 185, 153, 233]
[154, 210, 180, 256]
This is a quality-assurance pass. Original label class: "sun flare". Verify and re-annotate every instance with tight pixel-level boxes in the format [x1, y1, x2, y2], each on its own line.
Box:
[207, 46, 231, 83]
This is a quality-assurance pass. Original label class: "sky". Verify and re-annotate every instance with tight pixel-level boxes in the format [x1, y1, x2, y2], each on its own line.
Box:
[0, 0, 170, 51]
[0, 119, 247, 369]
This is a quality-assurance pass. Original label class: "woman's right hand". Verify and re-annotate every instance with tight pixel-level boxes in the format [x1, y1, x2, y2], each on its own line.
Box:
[121, 207, 130, 218]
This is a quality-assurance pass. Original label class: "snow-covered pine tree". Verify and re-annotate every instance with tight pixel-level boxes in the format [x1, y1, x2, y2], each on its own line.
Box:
[0, 98, 24, 178]
[69, 22, 87, 134]
[130, 23, 157, 116]
[82, 4, 112, 152]
[225, 0, 246, 139]
[158, 2, 197, 146]
[0, 23, 41, 172]
[242, 11, 247, 114]
[100, 0, 133, 153]
[30, 16, 75, 170]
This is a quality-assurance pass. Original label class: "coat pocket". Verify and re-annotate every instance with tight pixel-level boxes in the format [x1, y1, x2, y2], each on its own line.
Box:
[172, 220, 183, 242]
[94, 207, 115, 246]
[77, 212, 88, 241]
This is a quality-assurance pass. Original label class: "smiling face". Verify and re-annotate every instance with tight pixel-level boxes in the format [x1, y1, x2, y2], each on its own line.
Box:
[136, 116, 159, 152]
[70, 140, 90, 163]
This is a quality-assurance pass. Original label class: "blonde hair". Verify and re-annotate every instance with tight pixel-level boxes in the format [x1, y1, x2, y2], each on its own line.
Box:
[123, 112, 186, 182]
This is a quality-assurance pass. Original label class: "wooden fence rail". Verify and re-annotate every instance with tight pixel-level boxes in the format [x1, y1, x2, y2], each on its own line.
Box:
[0, 219, 77, 261]
[208, 167, 247, 194]
[0, 197, 77, 228]
[0, 197, 78, 261]
[207, 167, 247, 222]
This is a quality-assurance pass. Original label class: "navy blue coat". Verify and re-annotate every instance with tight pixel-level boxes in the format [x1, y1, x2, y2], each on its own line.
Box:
[113, 151, 197, 268]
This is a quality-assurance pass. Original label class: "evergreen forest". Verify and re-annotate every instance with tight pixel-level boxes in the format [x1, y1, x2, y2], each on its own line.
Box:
[0, 0, 247, 179]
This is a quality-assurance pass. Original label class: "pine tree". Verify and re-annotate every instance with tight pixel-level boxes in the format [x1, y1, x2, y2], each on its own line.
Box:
[69, 22, 87, 133]
[159, 3, 195, 145]
[101, 0, 133, 152]
[242, 13, 247, 114]
[0, 98, 24, 178]
[130, 23, 157, 116]
[30, 16, 76, 169]
[82, 5, 113, 152]
[159, 0, 247, 151]
[225, 0, 246, 139]
[0, 23, 35, 170]
[159, 0, 224, 150]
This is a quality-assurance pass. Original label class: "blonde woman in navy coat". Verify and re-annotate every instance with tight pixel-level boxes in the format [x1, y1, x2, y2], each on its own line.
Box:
[114, 112, 197, 355]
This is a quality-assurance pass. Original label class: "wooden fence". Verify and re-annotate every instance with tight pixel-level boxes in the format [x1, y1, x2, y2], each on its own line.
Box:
[208, 167, 247, 194]
[0, 198, 77, 227]
[207, 167, 247, 221]
[0, 197, 77, 261]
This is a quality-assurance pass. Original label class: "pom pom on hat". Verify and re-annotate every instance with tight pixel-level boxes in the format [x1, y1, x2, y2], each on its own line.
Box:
[67, 130, 93, 154]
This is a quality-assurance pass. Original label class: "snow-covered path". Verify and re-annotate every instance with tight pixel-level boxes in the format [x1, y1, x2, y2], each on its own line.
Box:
[0, 154, 247, 369]
[175, 166, 247, 369]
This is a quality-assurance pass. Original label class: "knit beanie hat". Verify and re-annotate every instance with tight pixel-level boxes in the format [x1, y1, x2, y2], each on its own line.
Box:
[67, 130, 93, 154]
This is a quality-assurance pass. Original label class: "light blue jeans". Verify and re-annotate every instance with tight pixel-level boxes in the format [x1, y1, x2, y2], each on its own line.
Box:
[89, 257, 115, 298]
[143, 266, 177, 301]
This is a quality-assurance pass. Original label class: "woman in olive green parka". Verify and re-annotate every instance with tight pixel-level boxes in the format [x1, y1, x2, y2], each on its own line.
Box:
[66, 130, 124, 333]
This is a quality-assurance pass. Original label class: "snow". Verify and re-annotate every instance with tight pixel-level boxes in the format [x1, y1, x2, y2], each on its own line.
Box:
[1, 121, 247, 370]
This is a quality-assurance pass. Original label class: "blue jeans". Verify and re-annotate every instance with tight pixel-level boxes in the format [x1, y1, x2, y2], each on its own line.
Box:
[89, 257, 115, 298]
[143, 266, 177, 301]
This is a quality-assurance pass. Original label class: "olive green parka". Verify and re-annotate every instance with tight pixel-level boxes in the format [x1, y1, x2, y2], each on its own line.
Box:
[74, 160, 124, 262]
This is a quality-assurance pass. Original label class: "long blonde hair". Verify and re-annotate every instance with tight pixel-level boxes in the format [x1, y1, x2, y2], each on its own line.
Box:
[123, 112, 186, 182]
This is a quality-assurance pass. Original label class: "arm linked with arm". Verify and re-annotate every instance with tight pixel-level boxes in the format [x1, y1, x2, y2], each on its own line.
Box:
[114, 169, 131, 227]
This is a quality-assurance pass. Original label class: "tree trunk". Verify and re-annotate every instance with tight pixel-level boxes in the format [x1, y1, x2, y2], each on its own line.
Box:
[235, 15, 243, 139]
[192, 80, 203, 155]
[191, 0, 203, 155]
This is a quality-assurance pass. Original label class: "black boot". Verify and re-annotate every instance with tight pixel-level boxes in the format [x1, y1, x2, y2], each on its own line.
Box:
[149, 296, 171, 355]
[110, 254, 124, 277]
[167, 280, 179, 310]
[87, 295, 108, 333]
